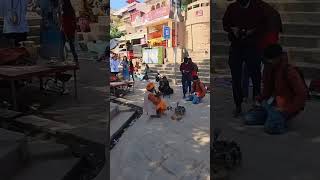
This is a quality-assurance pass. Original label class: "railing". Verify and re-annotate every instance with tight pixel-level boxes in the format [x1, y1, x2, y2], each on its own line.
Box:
[144, 6, 171, 23]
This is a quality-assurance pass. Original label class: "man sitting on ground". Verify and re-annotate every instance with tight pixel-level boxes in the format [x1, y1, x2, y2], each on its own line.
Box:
[144, 82, 167, 118]
[244, 44, 308, 134]
[187, 76, 206, 104]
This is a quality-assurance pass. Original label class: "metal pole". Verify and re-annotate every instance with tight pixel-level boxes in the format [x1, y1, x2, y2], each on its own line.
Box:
[173, 1, 178, 85]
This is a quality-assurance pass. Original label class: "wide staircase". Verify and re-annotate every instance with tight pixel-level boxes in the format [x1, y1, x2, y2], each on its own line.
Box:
[212, 0, 320, 79]
[148, 50, 210, 85]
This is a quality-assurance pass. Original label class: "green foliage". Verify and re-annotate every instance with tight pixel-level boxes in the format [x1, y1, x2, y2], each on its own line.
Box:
[181, 0, 193, 11]
[110, 24, 125, 39]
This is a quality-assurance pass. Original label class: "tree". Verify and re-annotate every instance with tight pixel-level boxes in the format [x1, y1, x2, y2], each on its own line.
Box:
[110, 24, 125, 39]
[181, 0, 193, 11]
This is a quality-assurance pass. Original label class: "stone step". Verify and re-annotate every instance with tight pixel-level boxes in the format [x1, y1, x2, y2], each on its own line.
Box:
[0, 129, 28, 180]
[212, 55, 320, 79]
[14, 115, 75, 135]
[213, 10, 320, 23]
[214, 1, 320, 12]
[149, 65, 210, 72]
[212, 43, 320, 64]
[110, 111, 136, 140]
[27, 36, 40, 44]
[212, 20, 320, 36]
[156, 70, 210, 77]
[0, 109, 22, 121]
[13, 141, 80, 180]
[212, 31, 320, 48]
[0, 17, 41, 27]
[110, 103, 119, 120]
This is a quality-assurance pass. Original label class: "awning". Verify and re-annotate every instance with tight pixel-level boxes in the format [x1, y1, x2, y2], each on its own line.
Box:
[125, 33, 146, 40]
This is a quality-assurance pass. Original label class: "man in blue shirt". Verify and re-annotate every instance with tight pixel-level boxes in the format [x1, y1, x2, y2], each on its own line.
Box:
[110, 53, 120, 76]
[2, 0, 29, 47]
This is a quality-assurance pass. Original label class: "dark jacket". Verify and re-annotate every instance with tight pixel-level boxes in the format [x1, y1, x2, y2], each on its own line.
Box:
[223, 0, 281, 47]
[257, 54, 307, 115]
[61, 14, 77, 37]
[180, 62, 193, 79]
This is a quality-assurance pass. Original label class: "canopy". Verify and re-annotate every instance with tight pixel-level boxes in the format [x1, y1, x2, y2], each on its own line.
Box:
[110, 39, 119, 50]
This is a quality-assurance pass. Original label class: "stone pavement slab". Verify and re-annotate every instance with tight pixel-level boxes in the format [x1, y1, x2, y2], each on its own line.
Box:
[12, 141, 80, 180]
[111, 80, 210, 180]
[212, 86, 320, 180]
[0, 129, 27, 179]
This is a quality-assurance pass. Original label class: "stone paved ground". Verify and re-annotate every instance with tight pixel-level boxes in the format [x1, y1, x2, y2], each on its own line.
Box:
[111, 80, 210, 180]
[0, 56, 108, 179]
[212, 83, 320, 180]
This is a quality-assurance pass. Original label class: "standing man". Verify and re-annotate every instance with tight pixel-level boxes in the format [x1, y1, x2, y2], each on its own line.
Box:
[2, 0, 29, 47]
[59, 0, 78, 65]
[242, 0, 283, 103]
[180, 57, 193, 98]
[223, 0, 280, 117]
[110, 53, 120, 76]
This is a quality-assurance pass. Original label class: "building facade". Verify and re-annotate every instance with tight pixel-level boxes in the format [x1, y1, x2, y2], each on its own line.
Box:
[185, 0, 210, 59]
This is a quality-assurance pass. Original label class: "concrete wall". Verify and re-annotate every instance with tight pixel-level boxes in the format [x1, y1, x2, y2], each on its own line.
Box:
[185, 0, 210, 53]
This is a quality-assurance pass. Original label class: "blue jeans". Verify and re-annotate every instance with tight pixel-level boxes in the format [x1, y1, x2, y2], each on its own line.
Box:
[187, 94, 201, 104]
[243, 102, 288, 134]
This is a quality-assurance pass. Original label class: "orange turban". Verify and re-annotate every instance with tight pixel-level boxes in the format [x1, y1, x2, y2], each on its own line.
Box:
[146, 82, 155, 91]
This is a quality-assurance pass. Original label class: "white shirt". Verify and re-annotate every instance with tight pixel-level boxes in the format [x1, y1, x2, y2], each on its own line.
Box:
[110, 58, 120, 73]
[3, 0, 29, 33]
[144, 91, 157, 116]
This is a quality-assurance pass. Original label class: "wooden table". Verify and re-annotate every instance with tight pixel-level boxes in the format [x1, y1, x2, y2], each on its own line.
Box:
[0, 65, 79, 110]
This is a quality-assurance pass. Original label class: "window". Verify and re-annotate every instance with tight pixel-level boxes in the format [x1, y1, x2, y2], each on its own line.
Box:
[206, 3, 209, 6]
[156, 3, 161, 9]
[161, 1, 166, 7]
[151, 5, 155, 10]
[193, 4, 200, 8]
[188, 6, 192, 10]
[201, 3, 205, 7]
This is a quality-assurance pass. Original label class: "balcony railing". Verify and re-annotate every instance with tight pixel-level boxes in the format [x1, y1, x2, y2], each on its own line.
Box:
[144, 6, 171, 23]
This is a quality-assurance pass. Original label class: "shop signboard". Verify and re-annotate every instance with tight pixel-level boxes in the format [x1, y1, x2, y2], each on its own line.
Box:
[196, 10, 203, 16]
[142, 47, 164, 64]
[163, 26, 170, 40]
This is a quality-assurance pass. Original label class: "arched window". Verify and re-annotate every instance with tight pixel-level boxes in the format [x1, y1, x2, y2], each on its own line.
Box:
[156, 3, 161, 9]
[151, 5, 155, 10]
